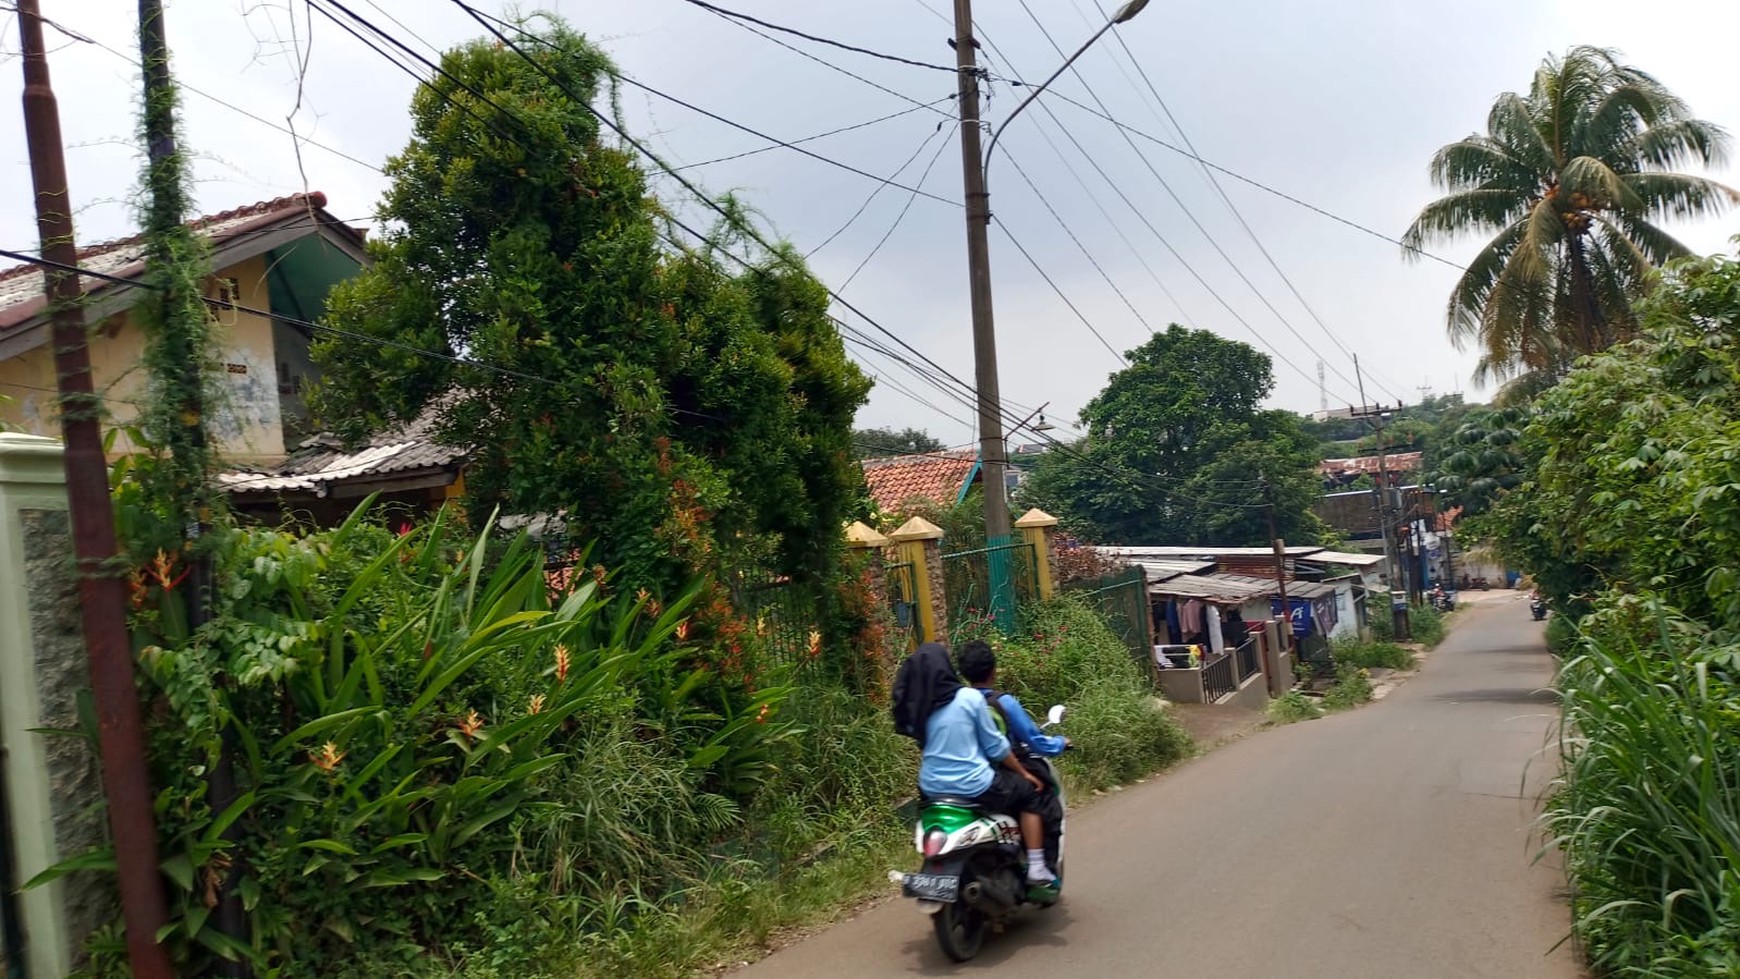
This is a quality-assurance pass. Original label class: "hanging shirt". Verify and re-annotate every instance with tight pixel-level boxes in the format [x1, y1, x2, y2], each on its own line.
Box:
[1181, 598, 1205, 634]
[1207, 604, 1226, 655]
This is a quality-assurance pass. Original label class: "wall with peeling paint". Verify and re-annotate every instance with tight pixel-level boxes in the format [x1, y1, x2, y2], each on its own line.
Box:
[0, 253, 289, 464]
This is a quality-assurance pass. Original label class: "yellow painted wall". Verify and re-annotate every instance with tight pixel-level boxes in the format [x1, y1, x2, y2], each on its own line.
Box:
[0, 254, 288, 463]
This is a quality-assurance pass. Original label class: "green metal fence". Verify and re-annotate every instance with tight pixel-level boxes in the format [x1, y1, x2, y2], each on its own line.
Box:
[733, 575, 823, 671]
[1062, 565, 1154, 680]
[941, 537, 1038, 633]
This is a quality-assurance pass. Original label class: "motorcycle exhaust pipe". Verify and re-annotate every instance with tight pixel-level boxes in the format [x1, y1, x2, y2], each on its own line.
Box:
[961, 877, 1017, 910]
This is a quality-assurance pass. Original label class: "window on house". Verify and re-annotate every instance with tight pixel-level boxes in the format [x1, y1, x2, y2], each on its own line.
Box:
[210, 277, 240, 326]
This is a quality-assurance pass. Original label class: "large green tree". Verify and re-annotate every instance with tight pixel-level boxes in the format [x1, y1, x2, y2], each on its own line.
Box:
[853, 425, 945, 457]
[310, 20, 869, 595]
[1019, 326, 1329, 546]
[1492, 247, 1740, 622]
[1404, 46, 1736, 391]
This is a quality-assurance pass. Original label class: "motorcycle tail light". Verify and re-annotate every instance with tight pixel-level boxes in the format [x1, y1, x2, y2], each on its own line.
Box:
[922, 830, 947, 858]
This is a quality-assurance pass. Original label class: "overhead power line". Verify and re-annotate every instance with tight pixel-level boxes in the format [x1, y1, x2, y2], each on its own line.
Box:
[1013, 0, 1364, 404]
[674, 98, 953, 171]
[305, 0, 1276, 509]
[673, 0, 959, 73]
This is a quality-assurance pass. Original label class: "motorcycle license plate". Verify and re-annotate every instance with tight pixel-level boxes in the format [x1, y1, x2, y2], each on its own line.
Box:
[902, 873, 959, 902]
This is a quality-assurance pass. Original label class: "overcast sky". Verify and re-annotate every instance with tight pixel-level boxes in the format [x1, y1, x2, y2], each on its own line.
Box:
[5, 0, 1739, 447]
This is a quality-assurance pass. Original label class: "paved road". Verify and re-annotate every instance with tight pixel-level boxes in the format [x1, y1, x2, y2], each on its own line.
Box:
[746, 596, 1581, 978]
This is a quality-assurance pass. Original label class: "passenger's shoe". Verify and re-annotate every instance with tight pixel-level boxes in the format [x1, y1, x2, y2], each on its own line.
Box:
[1025, 880, 1061, 905]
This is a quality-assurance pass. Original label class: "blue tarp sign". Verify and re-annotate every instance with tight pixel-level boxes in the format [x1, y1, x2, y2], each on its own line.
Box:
[1270, 597, 1312, 637]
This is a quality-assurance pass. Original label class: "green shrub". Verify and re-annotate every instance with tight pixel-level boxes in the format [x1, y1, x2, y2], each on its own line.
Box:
[1544, 613, 1578, 656]
[1409, 603, 1447, 647]
[1547, 604, 1740, 976]
[1332, 637, 1416, 671]
[1321, 663, 1374, 711]
[974, 597, 1191, 794]
[1267, 691, 1321, 724]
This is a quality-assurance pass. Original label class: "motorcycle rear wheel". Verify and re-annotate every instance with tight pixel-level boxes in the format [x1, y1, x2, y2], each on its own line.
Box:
[933, 900, 987, 961]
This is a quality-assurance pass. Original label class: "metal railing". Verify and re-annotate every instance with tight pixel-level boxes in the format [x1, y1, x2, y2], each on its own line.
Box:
[1235, 638, 1262, 683]
[1202, 650, 1237, 703]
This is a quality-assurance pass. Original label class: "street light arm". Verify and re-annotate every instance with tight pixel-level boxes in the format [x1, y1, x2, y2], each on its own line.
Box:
[980, 18, 1114, 189]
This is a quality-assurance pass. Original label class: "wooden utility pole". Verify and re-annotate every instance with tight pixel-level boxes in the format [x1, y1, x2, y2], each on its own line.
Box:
[15, 3, 174, 975]
[1351, 356, 1409, 640]
[1262, 475, 1293, 660]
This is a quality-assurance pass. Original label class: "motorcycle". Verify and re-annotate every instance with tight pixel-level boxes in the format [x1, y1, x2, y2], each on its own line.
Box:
[1530, 598, 1547, 621]
[1429, 589, 1456, 613]
[894, 704, 1068, 962]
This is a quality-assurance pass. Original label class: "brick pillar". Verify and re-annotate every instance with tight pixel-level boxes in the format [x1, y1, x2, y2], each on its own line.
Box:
[844, 521, 899, 680]
[889, 516, 946, 643]
[1014, 508, 1059, 602]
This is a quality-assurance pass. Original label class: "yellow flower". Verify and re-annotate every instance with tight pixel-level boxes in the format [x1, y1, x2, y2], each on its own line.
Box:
[807, 629, 823, 658]
[554, 645, 571, 683]
[527, 694, 546, 715]
[674, 619, 690, 642]
[456, 710, 485, 740]
[310, 742, 345, 772]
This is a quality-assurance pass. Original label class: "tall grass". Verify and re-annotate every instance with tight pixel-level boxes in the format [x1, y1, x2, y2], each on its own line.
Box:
[1546, 612, 1740, 976]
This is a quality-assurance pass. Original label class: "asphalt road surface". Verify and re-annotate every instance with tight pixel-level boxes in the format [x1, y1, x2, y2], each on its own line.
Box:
[746, 596, 1582, 978]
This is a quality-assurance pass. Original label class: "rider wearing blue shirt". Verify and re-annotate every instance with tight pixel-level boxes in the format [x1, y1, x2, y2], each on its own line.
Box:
[956, 640, 1065, 884]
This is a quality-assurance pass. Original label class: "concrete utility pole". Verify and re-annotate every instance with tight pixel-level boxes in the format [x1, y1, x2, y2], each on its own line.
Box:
[950, 0, 1011, 548]
[950, 0, 1150, 553]
[15, 3, 174, 975]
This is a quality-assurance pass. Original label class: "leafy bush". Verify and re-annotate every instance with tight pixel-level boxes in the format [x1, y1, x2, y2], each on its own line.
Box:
[1409, 603, 1447, 647]
[1267, 691, 1321, 724]
[1544, 613, 1578, 656]
[1321, 663, 1374, 711]
[965, 597, 1191, 794]
[60, 505, 809, 976]
[1332, 638, 1416, 671]
[1546, 605, 1740, 976]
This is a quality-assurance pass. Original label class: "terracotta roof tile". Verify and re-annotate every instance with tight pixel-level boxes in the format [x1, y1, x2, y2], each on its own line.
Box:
[0, 192, 361, 330]
[861, 450, 977, 512]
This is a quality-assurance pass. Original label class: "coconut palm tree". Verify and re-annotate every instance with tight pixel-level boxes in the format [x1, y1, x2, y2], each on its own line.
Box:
[1404, 46, 1737, 388]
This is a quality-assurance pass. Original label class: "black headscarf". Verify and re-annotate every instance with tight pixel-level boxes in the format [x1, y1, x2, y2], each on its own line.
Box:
[891, 642, 962, 748]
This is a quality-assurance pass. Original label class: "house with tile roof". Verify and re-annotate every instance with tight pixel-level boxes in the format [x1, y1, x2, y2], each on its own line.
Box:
[860, 449, 981, 513]
[0, 192, 366, 465]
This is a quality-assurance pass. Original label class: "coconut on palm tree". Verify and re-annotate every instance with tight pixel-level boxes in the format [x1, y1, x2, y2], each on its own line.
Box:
[1405, 46, 1737, 393]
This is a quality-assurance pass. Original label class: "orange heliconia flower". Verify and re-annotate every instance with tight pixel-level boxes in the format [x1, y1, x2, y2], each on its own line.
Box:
[527, 694, 546, 715]
[554, 645, 571, 684]
[674, 619, 690, 642]
[456, 710, 484, 741]
[310, 742, 346, 772]
[807, 629, 823, 658]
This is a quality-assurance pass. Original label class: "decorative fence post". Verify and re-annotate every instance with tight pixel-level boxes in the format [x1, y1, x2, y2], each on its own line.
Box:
[844, 520, 901, 682]
[1014, 508, 1059, 603]
[889, 516, 947, 643]
[0, 433, 108, 977]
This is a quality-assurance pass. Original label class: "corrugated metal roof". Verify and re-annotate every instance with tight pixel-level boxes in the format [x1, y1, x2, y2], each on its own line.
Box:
[217, 401, 463, 495]
[1146, 574, 1273, 603]
[1147, 572, 1343, 602]
[1101, 545, 1327, 559]
[1122, 558, 1215, 582]
[1308, 549, 1387, 568]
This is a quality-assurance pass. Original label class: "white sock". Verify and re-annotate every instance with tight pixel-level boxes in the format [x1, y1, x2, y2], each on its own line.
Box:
[1026, 849, 1055, 882]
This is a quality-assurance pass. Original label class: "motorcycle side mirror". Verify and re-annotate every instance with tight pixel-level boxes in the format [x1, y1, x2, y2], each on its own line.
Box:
[1043, 705, 1066, 729]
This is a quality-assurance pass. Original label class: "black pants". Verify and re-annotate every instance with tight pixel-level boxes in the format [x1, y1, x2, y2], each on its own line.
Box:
[973, 766, 1064, 870]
